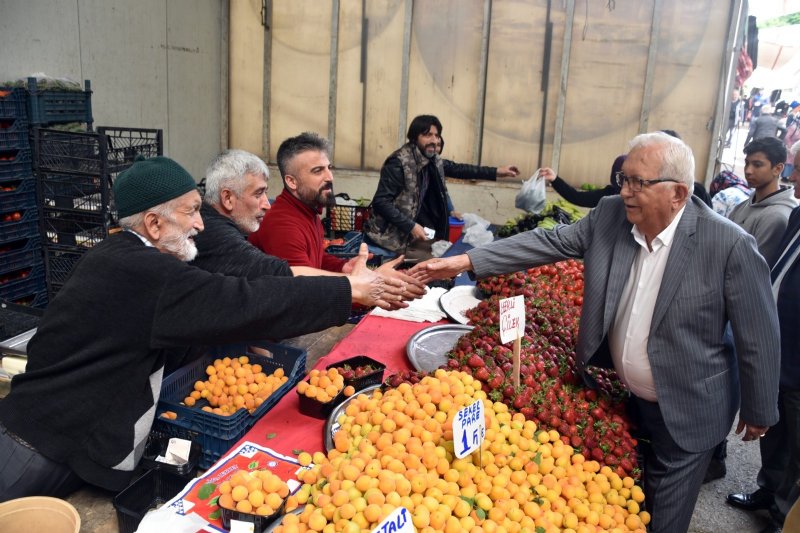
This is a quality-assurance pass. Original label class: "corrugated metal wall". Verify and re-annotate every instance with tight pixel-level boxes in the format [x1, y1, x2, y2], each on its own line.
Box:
[232, 0, 736, 188]
[0, 0, 226, 181]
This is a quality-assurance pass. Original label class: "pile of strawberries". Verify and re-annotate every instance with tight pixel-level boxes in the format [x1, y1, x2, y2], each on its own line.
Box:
[448, 260, 640, 478]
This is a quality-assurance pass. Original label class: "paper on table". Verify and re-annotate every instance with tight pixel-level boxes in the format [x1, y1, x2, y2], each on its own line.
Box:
[155, 437, 191, 466]
[371, 287, 448, 323]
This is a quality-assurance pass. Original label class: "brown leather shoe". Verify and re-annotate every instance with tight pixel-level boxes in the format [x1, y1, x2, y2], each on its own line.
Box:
[726, 488, 775, 511]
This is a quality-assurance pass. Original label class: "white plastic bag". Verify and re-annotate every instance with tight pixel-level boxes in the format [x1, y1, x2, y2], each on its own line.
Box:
[459, 212, 494, 247]
[431, 240, 452, 257]
[461, 212, 491, 231]
[515, 170, 547, 214]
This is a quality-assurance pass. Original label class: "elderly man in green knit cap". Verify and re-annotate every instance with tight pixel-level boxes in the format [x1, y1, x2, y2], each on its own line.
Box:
[0, 156, 406, 502]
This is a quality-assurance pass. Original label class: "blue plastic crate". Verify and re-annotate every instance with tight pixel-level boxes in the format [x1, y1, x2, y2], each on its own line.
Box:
[0, 88, 27, 119]
[0, 148, 33, 182]
[0, 206, 39, 245]
[27, 78, 92, 127]
[0, 177, 36, 212]
[0, 237, 42, 276]
[0, 117, 31, 151]
[151, 341, 307, 469]
[0, 261, 45, 301]
[325, 231, 363, 256]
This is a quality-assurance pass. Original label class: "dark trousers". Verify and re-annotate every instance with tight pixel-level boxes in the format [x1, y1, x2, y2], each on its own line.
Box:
[0, 423, 83, 502]
[758, 387, 800, 518]
[631, 397, 715, 533]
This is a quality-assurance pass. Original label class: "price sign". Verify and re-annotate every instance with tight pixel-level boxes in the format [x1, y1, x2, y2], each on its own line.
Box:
[499, 295, 525, 344]
[371, 506, 415, 533]
[453, 400, 486, 459]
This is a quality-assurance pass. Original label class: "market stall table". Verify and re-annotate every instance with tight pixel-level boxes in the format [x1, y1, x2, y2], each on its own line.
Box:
[233, 314, 447, 456]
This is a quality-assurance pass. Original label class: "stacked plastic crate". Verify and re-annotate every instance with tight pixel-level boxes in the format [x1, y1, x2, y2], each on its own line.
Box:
[0, 87, 46, 308]
[35, 127, 163, 298]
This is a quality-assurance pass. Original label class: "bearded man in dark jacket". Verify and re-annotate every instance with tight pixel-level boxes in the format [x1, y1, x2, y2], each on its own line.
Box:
[363, 115, 520, 260]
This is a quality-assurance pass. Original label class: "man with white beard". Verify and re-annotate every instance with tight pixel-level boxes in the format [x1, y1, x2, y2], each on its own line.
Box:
[0, 156, 408, 501]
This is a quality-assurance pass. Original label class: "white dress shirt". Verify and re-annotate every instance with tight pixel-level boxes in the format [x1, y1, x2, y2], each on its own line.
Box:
[609, 207, 686, 401]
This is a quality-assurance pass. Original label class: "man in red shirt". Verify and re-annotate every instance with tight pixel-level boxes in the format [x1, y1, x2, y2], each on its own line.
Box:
[249, 132, 350, 271]
[250, 133, 416, 283]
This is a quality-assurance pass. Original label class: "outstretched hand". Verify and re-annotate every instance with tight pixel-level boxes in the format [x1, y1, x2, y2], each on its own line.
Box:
[376, 255, 426, 300]
[348, 243, 408, 310]
[497, 165, 521, 178]
[408, 254, 473, 284]
[538, 167, 556, 183]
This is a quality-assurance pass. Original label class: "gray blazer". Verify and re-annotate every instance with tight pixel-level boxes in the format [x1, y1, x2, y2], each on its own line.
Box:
[468, 196, 780, 452]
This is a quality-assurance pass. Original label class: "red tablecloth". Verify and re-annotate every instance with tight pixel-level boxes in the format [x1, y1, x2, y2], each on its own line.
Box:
[234, 315, 446, 456]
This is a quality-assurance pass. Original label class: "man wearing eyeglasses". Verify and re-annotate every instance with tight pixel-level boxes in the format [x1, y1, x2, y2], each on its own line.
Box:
[412, 131, 780, 533]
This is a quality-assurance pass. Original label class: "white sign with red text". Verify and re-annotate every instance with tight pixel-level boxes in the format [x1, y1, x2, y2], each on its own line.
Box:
[499, 295, 525, 345]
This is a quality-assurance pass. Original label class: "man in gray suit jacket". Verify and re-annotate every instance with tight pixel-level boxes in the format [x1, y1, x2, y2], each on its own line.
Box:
[413, 132, 781, 533]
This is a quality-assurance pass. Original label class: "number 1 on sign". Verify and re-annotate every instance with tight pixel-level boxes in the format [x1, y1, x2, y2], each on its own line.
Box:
[453, 400, 486, 459]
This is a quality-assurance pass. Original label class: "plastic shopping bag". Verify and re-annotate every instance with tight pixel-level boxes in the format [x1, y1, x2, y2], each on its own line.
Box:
[515, 170, 547, 214]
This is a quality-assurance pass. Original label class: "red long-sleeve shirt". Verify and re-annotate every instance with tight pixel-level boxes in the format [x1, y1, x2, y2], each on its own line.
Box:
[249, 190, 347, 272]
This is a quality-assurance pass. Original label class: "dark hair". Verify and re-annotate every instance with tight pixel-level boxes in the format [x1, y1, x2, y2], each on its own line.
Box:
[276, 132, 331, 181]
[406, 115, 443, 144]
[744, 137, 788, 167]
[659, 129, 681, 139]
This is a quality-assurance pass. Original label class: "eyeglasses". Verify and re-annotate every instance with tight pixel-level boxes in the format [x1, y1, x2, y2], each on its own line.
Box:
[614, 171, 680, 192]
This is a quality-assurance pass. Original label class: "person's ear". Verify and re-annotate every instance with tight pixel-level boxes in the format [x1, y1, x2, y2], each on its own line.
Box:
[220, 189, 236, 211]
[284, 174, 298, 193]
[142, 211, 162, 241]
[774, 162, 785, 178]
[673, 182, 690, 205]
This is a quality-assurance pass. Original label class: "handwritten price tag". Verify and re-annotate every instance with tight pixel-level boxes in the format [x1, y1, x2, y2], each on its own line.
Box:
[453, 400, 486, 459]
[371, 506, 415, 533]
[499, 295, 525, 344]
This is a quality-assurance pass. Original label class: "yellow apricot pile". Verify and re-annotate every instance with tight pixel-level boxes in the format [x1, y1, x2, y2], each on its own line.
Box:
[297, 368, 355, 403]
[184, 356, 288, 416]
[275, 369, 649, 533]
[218, 468, 291, 517]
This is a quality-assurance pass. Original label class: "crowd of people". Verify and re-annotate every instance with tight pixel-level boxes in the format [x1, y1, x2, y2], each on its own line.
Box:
[0, 107, 799, 533]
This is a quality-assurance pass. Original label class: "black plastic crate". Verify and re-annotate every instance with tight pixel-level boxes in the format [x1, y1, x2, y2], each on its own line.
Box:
[38, 171, 110, 213]
[0, 206, 39, 245]
[34, 127, 162, 176]
[0, 88, 27, 119]
[8, 288, 48, 309]
[0, 117, 31, 151]
[138, 436, 202, 478]
[151, 341, 307, 469]
[0, 177, 36, 212]
[113, 468, 188, 533]
[0, 297, 42, 341]
[43, 245, 86, 294]
[0, 147, 33, 182]
[26, 77, 92, 127]
[150, 419, 247, 471]
[40, 208, 111, 248]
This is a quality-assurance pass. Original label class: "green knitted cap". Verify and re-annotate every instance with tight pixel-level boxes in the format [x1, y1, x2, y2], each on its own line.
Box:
[114, 156, 197, 218]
